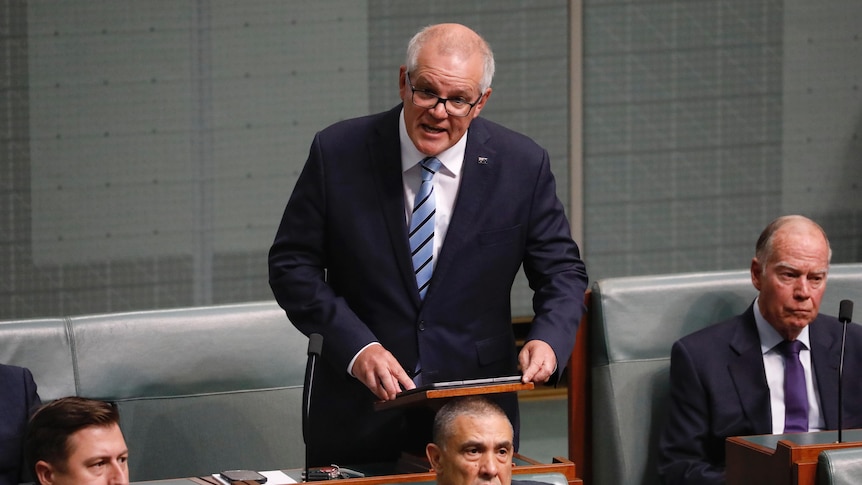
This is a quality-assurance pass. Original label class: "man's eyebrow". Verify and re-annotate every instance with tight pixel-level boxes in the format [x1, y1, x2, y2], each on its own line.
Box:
[84, 455, 112, 465]
[458, 438, 513, 451]
[484, 439, 513, 450]
[460, 440, 484, 450]
[772, 261, 799, 271]
[773, 261, 828, 274]
[414, 79, 476, 98]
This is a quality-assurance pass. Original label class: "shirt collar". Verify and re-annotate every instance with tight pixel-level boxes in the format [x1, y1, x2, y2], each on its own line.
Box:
[399, 107, 466, 176]
[754, 296, 811, 354]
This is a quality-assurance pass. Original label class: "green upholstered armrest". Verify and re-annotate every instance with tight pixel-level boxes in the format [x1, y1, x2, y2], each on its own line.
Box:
[817, 447, 862, 485]
[512, 472, 569, 485]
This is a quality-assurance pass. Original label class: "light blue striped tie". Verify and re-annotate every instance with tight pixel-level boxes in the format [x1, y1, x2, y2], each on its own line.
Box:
[409, 157, 442, 299]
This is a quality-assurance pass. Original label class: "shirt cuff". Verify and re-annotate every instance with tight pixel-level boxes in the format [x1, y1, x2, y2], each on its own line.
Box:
[347, 342, 381, 376]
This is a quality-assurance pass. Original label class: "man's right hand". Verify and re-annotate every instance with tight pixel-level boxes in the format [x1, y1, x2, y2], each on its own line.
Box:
[352, 344, 416, 401]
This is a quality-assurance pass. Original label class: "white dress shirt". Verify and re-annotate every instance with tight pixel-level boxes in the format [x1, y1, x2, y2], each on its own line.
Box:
[754, 298, 825, 433]
[399, 108, 466, 260]
[347, 108, 468, 377]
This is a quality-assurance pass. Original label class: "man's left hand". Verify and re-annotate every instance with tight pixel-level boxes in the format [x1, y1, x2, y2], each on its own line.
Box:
[518, 340, 557, 384]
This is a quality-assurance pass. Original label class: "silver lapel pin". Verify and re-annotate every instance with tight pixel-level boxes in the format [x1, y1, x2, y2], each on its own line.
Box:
[478, 157, 488, 165]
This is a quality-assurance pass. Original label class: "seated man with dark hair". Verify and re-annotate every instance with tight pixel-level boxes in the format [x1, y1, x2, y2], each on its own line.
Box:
[24, 397, 128, 485]
[428, 396, 546, 485]
[0, 364, 42, 485]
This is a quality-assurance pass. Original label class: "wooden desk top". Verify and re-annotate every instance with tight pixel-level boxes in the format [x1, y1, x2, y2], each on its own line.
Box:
[374, 381, 535, 411]
[136, 455, 581, 485]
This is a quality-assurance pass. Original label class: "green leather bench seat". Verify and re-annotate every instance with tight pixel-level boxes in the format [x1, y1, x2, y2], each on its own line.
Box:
[0, 301, 308, 482]
[817, 447, 862, 485]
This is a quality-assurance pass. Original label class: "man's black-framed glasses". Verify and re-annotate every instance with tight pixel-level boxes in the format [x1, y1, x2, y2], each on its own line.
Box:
[405, 72, 483, 117]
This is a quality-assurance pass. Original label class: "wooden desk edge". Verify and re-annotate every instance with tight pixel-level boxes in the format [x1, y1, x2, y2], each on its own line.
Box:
[374, 382, 535, 411]
[287, 459, 581, 485]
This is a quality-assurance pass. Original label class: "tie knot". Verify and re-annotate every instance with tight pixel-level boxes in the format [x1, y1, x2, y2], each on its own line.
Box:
[420, 157, 442, 181]
[777, 339, 806, 357]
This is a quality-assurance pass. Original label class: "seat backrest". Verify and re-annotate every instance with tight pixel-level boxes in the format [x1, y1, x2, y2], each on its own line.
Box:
[589, 263, 862, 485]
[817, 447, 862, 485]
[69, 301, 308, 482]
[0, 317, 77, 401]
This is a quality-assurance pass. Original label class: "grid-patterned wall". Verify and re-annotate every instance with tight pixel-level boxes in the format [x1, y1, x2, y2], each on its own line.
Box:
[3, 1, 371, 318]
[3, 0, 860, 320]
[583, 0, 862, 278]
[583, 0, 784, 277]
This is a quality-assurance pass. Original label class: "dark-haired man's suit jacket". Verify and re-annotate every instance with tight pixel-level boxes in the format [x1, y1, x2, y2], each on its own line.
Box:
[269, 105, 588, 466]
[658, 304, 862, 485]
[0, 364, 41, 485]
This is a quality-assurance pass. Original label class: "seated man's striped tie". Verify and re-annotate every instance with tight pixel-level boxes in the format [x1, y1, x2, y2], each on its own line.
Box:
[409, 157, 442, 299]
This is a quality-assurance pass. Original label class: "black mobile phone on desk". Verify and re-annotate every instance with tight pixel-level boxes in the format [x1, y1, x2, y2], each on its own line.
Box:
[303, 466, 340, 481]
[220, 470, 267, 484]
[302, 465, 365, 481]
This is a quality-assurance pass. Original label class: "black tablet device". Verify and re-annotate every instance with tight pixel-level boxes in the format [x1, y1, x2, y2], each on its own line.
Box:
[220, 470, 267, 484]
[397, 375, 523, 397]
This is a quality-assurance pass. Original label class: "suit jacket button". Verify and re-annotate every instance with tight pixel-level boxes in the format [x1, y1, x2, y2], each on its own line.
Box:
[418, 320, 425, 331]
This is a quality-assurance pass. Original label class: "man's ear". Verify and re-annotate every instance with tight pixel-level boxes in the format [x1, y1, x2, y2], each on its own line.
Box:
[35, 460, 56, 485]
[751, 257, 763, 291]
[470, 88, 492, 120]
[426, 443, 442, 471]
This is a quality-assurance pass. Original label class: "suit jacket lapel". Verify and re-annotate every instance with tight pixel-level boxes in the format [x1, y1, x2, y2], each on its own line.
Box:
[367, 106, 420, 303]
[728, 306, 773, 434]
[426, 121, 497, 298]
[810, 316, 841, 428]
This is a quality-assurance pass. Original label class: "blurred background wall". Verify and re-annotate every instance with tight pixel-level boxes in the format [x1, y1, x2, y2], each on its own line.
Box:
[1, 0, 859, 320]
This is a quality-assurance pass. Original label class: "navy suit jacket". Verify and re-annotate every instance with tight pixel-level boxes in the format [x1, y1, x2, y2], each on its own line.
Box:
[657, 304, 862, 485]
[269, 105, 588, 465]
[0, 364, 41, 485]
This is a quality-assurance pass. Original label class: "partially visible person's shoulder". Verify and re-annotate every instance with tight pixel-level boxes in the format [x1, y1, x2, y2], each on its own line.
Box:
[317, 106, 398, 138]
[675, 312, 746, 351]
[812, 312, 859, 336]
[812, 312, 841, 326]
[471, 116, 541, 150]
[0, 363, 31, 380]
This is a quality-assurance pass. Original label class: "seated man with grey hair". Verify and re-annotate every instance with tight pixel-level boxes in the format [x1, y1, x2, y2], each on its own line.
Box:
[658, 215, 862, 484]
[427, 396, 548, 485]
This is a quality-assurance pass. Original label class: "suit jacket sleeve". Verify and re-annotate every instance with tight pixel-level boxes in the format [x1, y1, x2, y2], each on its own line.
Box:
[657, 340, 726, 485]
[268, 130, 380, 374]
[519, 148, 588, 378]
[0, 365, 42, 485]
